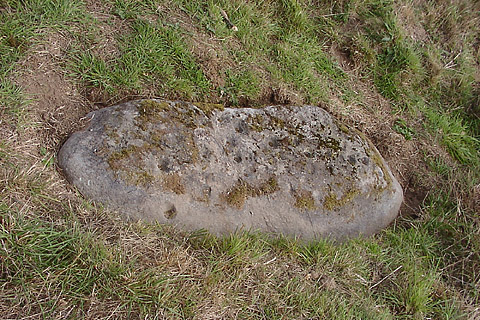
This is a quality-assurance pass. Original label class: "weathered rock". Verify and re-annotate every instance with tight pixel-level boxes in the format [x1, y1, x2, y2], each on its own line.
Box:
[58, 99, 403, 240]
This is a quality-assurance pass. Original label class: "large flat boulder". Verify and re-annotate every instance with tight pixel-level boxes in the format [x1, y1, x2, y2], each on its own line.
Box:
[58, 99, 403, 240]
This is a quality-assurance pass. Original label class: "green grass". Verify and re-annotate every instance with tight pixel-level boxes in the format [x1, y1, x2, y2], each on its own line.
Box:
[426, 109, 479, 165]
[221, 68, 261, 105]
[0, 0, 479, 318]
[71, 19, 211, 100]
[1, 206, 114, 315]
[0, 198, 476, 318]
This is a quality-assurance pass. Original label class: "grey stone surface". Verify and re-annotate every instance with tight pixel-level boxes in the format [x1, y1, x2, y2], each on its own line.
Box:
[58, 99, 403, 240]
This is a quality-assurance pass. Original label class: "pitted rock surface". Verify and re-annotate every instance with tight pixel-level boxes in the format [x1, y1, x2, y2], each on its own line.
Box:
[58, 99, 403, 240]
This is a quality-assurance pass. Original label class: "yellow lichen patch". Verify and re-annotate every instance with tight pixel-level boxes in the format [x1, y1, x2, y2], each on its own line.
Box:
[247, 113, 287, 132]
[136, 100, 170, 131]
[107, 145, 141, 171]
[107, 145, 159, 187]
[354, 129, 393, 189]
[194, 102, 224, 116]
[224, 176, 280, 209]
[225, 180, 249, 209]
[247, 114, 265, 132]
[369, 149, 393, 188]
[163, 173, 186, 194]
[171, 108, 199, 129]
[269, 115, 285, 129]
[258, 177, 279, 195]
[139, 99, 170, 116]
[184, 133, 199, 164]
[104, 123, 120, 144]
[337, 122, 350, 134]
[317, 137, 341, 152]
[126, 170, 155, 187]
[294, 189, 316, 211]
[323, 188, 360, 211]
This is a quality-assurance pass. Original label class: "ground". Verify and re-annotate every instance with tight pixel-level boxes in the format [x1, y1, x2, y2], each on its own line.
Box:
[0, 0, 479, 319]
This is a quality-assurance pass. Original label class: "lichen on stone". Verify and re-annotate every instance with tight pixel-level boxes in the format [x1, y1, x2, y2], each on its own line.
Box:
[136, 99, 205, 130]
[317, 136, 341, 152]
[139, 99, 170, 116]
[225, 180, 249, 209]
[128, 170, 155, 187]
[106, 144, 160, 187]
[184, 133, 199, 164]
[224, 176, 280, 209]
[246, 114, 265, 132]
[135, 100, 171, 131]
[194, 102, 224, 116]
[259, 177, 279, 195]
[268, 114, 286, 129]
[323, 188, 360, 211]
[368, 147, 393, 188]
[293, 189, 316, 211]
[163, 173, 185, 194]
[107, 145, 142, 171]
[104, 123, 121, 144]
[337, 122, 350, 134]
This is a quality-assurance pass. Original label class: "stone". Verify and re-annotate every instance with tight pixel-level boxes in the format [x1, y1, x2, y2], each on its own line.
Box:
[58, 99, 403, 240]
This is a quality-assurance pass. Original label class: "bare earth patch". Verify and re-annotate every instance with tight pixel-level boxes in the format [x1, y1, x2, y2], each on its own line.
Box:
[13, 31, 93, 148]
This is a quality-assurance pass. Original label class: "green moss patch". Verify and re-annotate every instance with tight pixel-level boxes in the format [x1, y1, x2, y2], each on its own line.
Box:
[224, 180, 249, 209]
[107, 145, 159, 187]
[107, 145, 142, 171]
[135, 100, 171, 130]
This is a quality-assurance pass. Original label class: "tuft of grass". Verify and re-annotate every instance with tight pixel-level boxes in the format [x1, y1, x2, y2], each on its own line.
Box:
[268, 34, 330, 103]
[221, 68, 261, 105]
[393, 118, 415, 140]
[0, 208, 118, 314]
[172, 0, 350, 104]
[0, 78, 29, 122]
[112, 0, 142, 20]
[276, 0, 311, 34]
[70, 51, 116, 92]
[426, 109, 479, 165]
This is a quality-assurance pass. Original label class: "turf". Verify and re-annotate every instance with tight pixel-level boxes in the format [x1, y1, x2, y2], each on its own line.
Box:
[0, 0, 479, 318]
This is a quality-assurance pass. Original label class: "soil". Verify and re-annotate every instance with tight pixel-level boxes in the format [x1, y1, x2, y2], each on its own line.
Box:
[13, 31, 93, 151]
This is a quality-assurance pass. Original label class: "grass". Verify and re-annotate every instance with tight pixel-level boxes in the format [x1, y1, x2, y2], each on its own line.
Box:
[0, 0, 479, 318]
[221, 68, 261, 105]
[426, 109, 479, 165]
[70, 19, 211, 100]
